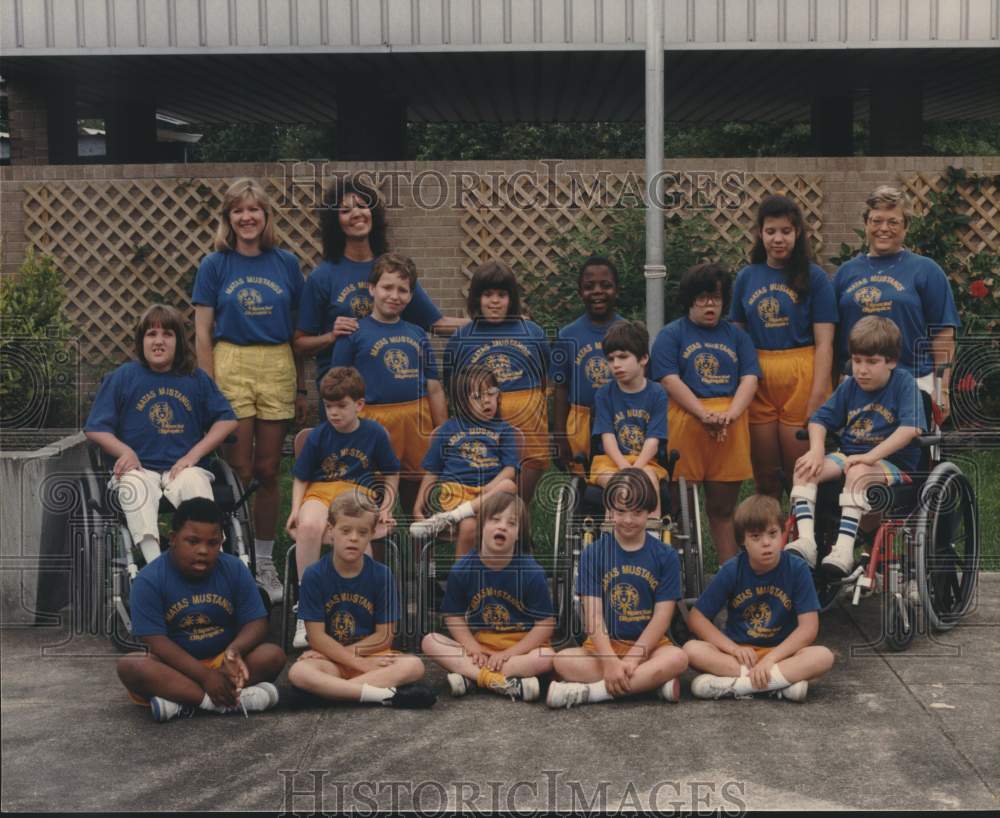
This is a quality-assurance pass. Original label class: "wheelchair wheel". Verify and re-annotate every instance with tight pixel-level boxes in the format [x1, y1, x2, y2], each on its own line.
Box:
[883, 595, 916, 652]
[915, 462, 980, 632]
[668, 603, 692, 646]
[216, 462, 256, 571]
[677, 478, 705, 598]
[104, 522, 144, 652]
[551, 481, 580, 640]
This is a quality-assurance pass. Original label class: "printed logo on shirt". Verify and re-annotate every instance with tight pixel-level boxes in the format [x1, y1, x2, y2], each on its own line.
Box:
[694, 352, 729, 385]
[743, 601, 780, 640]
[383, 348, 418, 379]
[149, 402, 184, 435]
[236, 287, 274, 317]
[349, 294, 372, 319]
[585, 355, 611, 388]
[484, 352, 524, 385]
[330, 610, 357, 643]
[459, 439, 500, 470]
[853, 285, 891, 314]
[617, 423, 645, 455]
[610, 583, 641, 615]
[848, 417, 876, 441]
[321, 454, 350, 479]
[482, 602, 511, 628]
[756, 296, 789, 329]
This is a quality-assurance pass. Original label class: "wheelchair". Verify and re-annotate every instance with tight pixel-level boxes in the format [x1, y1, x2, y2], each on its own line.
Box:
[79, 443, 261, 651]
[550, 440, 707, 647]
[279, 428, 406, 652]
[783, 382, 980, 651]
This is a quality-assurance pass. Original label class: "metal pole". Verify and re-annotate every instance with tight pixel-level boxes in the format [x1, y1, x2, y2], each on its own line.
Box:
[644, 0, 666, 335]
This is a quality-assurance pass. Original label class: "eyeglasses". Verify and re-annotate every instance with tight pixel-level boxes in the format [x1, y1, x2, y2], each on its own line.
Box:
[868, 217, 904, 231]
[694, 294, 723, 306]
[471, 387, 501, 400]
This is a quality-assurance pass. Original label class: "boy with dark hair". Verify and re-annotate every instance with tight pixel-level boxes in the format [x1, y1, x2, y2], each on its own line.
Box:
[685, 494, 834, 701]
[786, 316, 925, 577]
[117, 498, 285, 722]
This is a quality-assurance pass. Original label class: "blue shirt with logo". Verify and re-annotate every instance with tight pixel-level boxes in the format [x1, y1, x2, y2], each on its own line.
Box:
[695, 551, 819, 647]
[833, 250, 960, 377]
[730, 263, 838, 350]
[297, 258, 443, 380]
[592, 379, 668, 456]
[421, 416, 520, 487]
[441, 551, 555, 632]
[192, 248, 304, 345]
[330, 316, 440, 404]
[293, 418, 400, 485]
[443, 318, 550, 394]
[650, 318, 761, 399]
[130, 552, 266, 660]
[85, 362, 236, 472]
[298, 554, 400, 645]
[577, 532, 681, 641]
[810, 367, 926, 471]
[551, 314, 624, 408]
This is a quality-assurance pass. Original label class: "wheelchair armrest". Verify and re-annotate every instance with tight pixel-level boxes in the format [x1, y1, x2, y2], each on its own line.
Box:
[917, 433, 942, 448]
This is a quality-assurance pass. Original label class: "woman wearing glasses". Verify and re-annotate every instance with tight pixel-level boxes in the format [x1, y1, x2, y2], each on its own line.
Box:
[833, 185, 959, 418]
[729, 195, 838, 499]
[651, 263, 761, 563]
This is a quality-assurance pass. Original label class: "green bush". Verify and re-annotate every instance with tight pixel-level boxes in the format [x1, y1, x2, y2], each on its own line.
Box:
[0, 249, 79, 428]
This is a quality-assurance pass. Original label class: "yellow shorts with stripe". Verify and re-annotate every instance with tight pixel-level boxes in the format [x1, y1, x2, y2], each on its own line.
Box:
[302, 480, 375, 507]
[213, 340, 296, 421]
[735, 644, 775, 659]
[474, 630, 550, 651]
[826, 451, 909, 486]
[750, 346, 830, 427]
[589, 453, 668, 486]
[295, 647, 401, 679]
[127, 651, 226, 706]
[361, 397, 432, 475]
[582, 636, 673, 658]
[429, 482, 482, 513]
[501, 387, 550, 469]
[565, 404, 592, 475]
[668, 397, 752, 483]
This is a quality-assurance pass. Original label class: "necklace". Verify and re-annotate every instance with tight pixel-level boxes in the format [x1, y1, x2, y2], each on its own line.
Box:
[864, 248, 907, 279]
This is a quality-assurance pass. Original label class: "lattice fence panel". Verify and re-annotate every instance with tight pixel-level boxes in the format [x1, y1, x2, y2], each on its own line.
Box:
[23, 178, 324, 365]
[460, 171, 824, 320]
[903, 172, 1000, 256]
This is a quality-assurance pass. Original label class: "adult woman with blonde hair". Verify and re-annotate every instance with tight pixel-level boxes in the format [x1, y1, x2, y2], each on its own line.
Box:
[193, 178, 307, 604]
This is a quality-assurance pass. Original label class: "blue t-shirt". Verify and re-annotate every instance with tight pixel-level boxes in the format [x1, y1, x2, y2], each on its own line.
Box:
[192, 248, 305, 345]
[298, 554, 400, 645]
[421, 416, 520, 487]
[84, 362, 236, 472]
[730, 263, 838, 350]
[576, 532, 682, 641]
[329, 316, 440, 404]
[810, 367, 926, 471]
[592, 379, 668, 457]
[440, 551, 555, 632]
[650, 318, 762, 399]
[443, 318, 550, 394]
[833, 250, 961, 377]
[297, 258, 443, 380]
[695, 551, 819, 647]
[130, 552, 266, 660]
[292, 418, 400, 485]
[551, 314, 624, 408]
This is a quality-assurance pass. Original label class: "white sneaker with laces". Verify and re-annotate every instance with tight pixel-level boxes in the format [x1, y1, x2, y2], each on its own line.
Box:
[690, 673, 742, 700]
[256, 557, 283, 604]
[150, 696, 195, 723]
[409, 512, 455, 540]
[546, 681, 590, 709]
[821, 542, 855, 577]
[293, 618, 308, 649]
[447, 673, 471, 697]
[784, 537, 817, 568]
[237, 682, 280, 712]
[773, 680, 808, 702]
[657, 677, 681, 702]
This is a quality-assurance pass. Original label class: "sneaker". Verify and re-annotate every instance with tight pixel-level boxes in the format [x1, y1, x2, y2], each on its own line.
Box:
[821, 543, 855, 579]
[656, 677, 681, 703]
[907, 578, 921, 606]
[447, 673, 471, 697]
[256, 557, 283, 605]
[238, 682, 280, 712]
[293, 618, 308, 649]
[487, 676, 540, 702]
[546, 681, 590, 709]
[409, 512, 454, 540]
[784, 537, 817, 568]
[383, 683, 437, 709]
[690, 673, 742, 700]
[773, 680, 809, 703]
[150, 696, 195, 723]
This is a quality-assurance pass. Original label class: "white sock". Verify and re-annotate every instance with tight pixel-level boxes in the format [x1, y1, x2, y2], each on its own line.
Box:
[139, 536, 161, 565]
[255, 539, 274, 560]
[791, 484, 818, 543]
[585, 680, 613, 703]
[448, 501, 476, 522]
[359, 684, 394, 704]
[733, 664, 791, 695]
[199, 693, 226, 712]
[769, 665, 791, 689]
[832, 502, 865, 558]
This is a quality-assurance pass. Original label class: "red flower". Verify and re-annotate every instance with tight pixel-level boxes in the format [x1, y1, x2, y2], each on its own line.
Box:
[970, 280, 989, 298]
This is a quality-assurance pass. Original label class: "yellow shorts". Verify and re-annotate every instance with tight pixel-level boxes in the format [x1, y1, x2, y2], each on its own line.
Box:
[213, 340, 296, 421]
[565, 404, 592, 475]
[430, 482, 481, 512]
[582, 636, 673, 658]
[501, 387, 550, 469]
[750, 346, 829, 427]
[589, 453, 668, 486]
[302, 480, 375, 507]
[127, 651, 226, 706]
[295, 647, 400, 680]
[361, 397, 432, 475]
[668, 396, 752, 483]
[735, 644, 774, 659]
[474, 630, 539, 651]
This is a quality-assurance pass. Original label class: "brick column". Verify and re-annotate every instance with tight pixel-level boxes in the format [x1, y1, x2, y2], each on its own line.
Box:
[7, 79, 50, 165]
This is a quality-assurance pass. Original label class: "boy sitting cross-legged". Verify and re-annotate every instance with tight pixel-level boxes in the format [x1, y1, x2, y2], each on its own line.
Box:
[547, 469, 689, 709]
[117, 498, 285, 722]
[684, 494, 834, 702]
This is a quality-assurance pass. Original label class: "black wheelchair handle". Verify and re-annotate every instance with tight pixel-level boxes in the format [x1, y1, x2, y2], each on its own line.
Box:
[667, 449, 680, 470]
[232, 478, 260, 513]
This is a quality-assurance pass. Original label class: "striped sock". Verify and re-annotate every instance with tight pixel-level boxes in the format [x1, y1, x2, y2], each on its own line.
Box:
[833, 504, 865, 557]
[790, 484, 817, 543]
